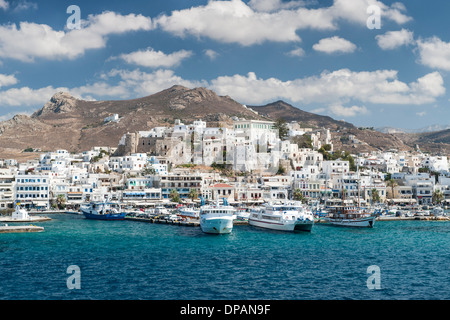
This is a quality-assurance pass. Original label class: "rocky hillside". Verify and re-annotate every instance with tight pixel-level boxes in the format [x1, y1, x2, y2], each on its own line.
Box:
[0, 85, 447, 160]
[393, 129, 450, 155]
[249, 100, 355, 130]
[0, 86, 266, 159]
[249, 100, 413, 153]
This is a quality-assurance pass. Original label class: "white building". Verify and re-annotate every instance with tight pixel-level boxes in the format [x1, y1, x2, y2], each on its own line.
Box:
[322, 160, 350, 179]
[15, 174, 50, 209]
[421, 156, 448, 172]
[104, 114, 119, 123]
[0, 171, 15, 210]
[109, 153, 148, 172]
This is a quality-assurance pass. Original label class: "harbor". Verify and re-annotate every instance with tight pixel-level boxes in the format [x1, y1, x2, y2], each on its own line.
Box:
[0, 213, 448, 300]
[125, 215, 200, 227]
[0, 224, 44, 233]
[0, 216, 51, 222]
[0, 205, 51, 223]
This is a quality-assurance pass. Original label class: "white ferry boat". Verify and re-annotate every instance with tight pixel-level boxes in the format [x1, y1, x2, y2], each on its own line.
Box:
[431, 206, 445, 217]
[177, 206, 200, 219]
[199, 199, 236, 234]
[248, 201, 314, 232]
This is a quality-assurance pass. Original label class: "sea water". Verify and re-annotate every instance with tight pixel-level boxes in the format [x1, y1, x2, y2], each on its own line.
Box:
[0, 214, 448, 300]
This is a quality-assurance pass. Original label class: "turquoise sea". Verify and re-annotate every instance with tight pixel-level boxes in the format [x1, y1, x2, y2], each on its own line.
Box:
[0, 214, 448, 300]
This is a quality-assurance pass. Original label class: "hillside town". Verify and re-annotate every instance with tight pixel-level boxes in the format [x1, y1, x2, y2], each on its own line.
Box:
[1, 118, 449, 212]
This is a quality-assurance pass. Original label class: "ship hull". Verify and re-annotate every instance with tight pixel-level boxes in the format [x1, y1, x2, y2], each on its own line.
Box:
[249, 218, 313, 232]
[82, 209, 126, 220]
[200, 216, 233, 234]
[327, 215, 375, 228]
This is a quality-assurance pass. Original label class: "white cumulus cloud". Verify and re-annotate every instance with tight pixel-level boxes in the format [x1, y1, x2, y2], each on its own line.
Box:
[248, 0, 310, 12]
[0, 11, 153, 62]
[287, 47, 306, 57]
[0, 0, 8, 10]
[416, 36, 450, 71]
[116, 48, 193, 68]
[328, 105, 369, 117]
[312, 36, 356, 54]
[209, 69, 445, 106]
[0, 73, 18, 88]
[376, 29, 414, 50]
[101, 69, 206, 98]
[204, 49, 219, 60]
[154, 0, 412, 46]
[2, 67, 443, 118]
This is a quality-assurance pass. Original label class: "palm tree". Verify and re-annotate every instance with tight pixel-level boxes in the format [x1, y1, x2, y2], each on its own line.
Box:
[188, 189, 198, 201]
[293, 188, 306, 203]
[386, 179, 398, 199]
[432, 190, 444, 205]
[169, 189, 180, 203]
[56, 194, 66, 210]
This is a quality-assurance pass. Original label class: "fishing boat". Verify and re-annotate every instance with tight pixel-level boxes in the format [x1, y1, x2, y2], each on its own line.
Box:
[80, 201, 127, 220]
[199, 198, 236, 234]
[325, 203, 376, 227]
[325, 165, 376, 228]
[248, 200, 314, 232]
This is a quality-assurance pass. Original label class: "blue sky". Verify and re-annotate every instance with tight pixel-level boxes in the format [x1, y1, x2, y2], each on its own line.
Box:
[0, 0, 449, 130]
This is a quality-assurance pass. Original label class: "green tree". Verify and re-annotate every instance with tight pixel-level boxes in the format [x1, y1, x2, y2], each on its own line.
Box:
[432, 190, 444, 205]
[276, 164, 286, 175]
[169, 189, 180, 203]
[292, 188, 306, 203]
[142, 166, 156, 176]
[56, 194, 66, 210]
[291, 134, 312, 149]
[188, 189, 198, 201]
[386, 179, 398, 199]
[341, 151, 357, 172]
[371, 188, 380, 204]
[274, 118, 289, 140]
[318, 146, 331, 160]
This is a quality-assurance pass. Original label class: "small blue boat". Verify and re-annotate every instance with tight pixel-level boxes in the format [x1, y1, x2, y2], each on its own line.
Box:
[80, 201, 127, 220]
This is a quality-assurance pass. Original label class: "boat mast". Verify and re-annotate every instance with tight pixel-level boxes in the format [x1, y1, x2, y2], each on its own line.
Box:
[357, 155, 360, 211]
[341, 172, 346, 215]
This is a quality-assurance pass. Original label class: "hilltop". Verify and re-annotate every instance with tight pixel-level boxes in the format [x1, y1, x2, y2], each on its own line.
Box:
[249, 100, 355, 130]
[393, 129, 450, 155]
[0, 86, 266, 159]
[249, 100, 412, 153]
[0, 85, 448, 160]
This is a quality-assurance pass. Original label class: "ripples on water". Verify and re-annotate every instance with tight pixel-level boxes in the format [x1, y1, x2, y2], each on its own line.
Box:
[0, 214, 448, 300]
